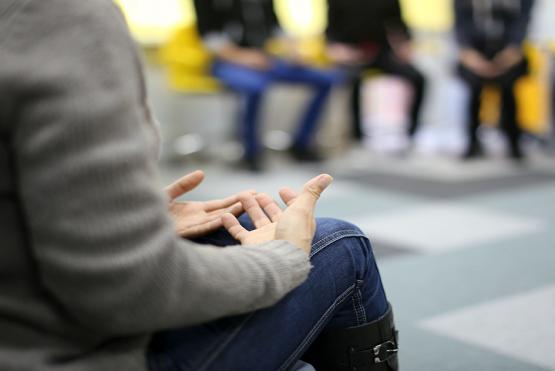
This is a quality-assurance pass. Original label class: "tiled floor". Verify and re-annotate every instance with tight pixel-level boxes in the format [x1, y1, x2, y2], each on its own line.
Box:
[158, 149, 555, 371]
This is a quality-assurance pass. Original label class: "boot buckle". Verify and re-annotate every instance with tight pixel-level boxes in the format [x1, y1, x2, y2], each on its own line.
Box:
[373, 340, 398, 364]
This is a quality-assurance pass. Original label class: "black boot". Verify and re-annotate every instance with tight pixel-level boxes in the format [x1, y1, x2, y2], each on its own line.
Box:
[288, 145, 325, 163]
[508, 138, 525, 161]
[302, 304, 399, 371]
[461, 140, 484, 160]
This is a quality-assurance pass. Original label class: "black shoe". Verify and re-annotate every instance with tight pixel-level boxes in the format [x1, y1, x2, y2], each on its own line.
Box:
[461, 142, 484, 160]
[289, 145, 325, 162]
[509, 144, 525, 161]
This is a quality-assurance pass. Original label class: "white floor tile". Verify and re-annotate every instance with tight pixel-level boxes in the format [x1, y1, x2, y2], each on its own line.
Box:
[352, 203, 544, 252]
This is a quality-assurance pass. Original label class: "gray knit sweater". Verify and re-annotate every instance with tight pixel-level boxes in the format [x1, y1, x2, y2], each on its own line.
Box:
[0, 1, 311, 370]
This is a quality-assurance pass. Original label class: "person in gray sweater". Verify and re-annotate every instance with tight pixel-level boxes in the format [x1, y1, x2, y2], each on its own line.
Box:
[0, 1, 398, 370]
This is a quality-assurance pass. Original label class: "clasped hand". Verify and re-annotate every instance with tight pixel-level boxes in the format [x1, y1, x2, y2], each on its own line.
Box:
[166, 171, 333, 254]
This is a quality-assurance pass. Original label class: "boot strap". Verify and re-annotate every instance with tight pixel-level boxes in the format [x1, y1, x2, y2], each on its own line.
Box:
[303, 303, 399, 371]
[349, 330, 398, 369]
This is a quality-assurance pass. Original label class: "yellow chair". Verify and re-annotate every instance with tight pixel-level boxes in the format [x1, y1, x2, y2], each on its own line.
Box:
[159, 25, 221, 93]
[161, 26, 336, 93]
[160, 27, 337, 94]
[480, 43, 550, 136]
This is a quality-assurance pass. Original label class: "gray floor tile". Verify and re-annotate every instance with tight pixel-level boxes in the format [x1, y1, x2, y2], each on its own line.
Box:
[339, 170, 555, 200]
[420, 285, 555, 370]
[371, 240, 417, 260]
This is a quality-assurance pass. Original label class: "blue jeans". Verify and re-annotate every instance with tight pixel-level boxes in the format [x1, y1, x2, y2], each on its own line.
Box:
[212, 59, 342, 159]
[147, 217, 389, 371]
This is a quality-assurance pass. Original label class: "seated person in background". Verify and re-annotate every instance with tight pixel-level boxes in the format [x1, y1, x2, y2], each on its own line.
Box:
[0, 1, 398, 371]
[193, 0, 341, 171]
[455, 0, 535, 160]
[326, 0, 426, 143]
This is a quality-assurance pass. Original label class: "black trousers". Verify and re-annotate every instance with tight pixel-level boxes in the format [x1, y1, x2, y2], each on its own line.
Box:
[457, 58, 528, 150]
[350, 52, 427, 140]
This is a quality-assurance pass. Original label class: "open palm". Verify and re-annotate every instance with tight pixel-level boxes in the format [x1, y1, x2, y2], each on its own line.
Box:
[166, 170, 248, 238]
[222, 174, 333, 254]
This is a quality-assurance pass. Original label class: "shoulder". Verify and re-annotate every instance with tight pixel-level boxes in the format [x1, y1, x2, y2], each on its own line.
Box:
[1, 0, 131, 51]
[0, 0, 138, 82]
[0, 0, 144, 138]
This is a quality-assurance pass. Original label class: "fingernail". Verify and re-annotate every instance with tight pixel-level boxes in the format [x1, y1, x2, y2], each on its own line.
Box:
[318, 174, 333, 189]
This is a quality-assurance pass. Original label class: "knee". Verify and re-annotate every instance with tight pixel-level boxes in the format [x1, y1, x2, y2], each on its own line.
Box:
[312, 218, 368, 251]
[313, 78, 334, 92]
[312, 218, 379, 280]
[316, 217, 364, 234]
[313, 71, 341, 90]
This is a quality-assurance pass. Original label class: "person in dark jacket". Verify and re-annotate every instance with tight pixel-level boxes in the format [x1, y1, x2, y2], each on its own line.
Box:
[455, 0, 535, 160]
[326, 0, 427, 142]
[193, 0, 341, 171]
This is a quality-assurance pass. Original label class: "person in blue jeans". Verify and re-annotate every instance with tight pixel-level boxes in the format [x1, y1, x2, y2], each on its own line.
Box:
[193, 0, 342, 171]
[148, 179, 398, 371]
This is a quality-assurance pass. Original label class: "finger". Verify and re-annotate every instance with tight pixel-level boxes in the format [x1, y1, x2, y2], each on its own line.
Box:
[228, 202, 244, 217]
[294, 174, 333, 210]
[222, 213, 248, 242]
[204, 195, 239, 212]
[279, 187, 298, 207]
[165, 170, 205, 200]
[255, 193, 283, 222]
[204, 189, 256, 212]
[179, 217, 224, 238]
[240, 192, 271, 228]
[207, 202, 244, 218]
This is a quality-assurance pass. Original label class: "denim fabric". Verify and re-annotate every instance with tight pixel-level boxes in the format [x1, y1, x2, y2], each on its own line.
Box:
[147, 217, 389, 371]
[212, 59, 343, 159]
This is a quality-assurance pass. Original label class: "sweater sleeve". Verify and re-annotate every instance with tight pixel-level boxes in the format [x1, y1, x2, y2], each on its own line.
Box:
[8, 0, 311, 336]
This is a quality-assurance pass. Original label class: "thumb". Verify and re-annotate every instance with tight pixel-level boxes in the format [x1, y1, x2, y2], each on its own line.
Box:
[295, 174, 333, 209]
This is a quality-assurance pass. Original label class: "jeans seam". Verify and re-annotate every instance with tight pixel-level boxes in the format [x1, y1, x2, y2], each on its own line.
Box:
[352, 280, 367, 326]
[310, 230, 367, 258]
[278, 283, 357, 371]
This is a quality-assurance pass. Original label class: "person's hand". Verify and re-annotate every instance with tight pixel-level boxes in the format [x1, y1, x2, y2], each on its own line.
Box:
[460, 48, 499, 78]
[388, 32, 413, 64]
[238, 49, 273, 70]
[165, 170, 248, 238]
[493, 46, 523, 72]
[218, 45, 273, 70]
[391, 40, 413, 64]
[222, 174, 333, 255]
[327, 43, 365, 65]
